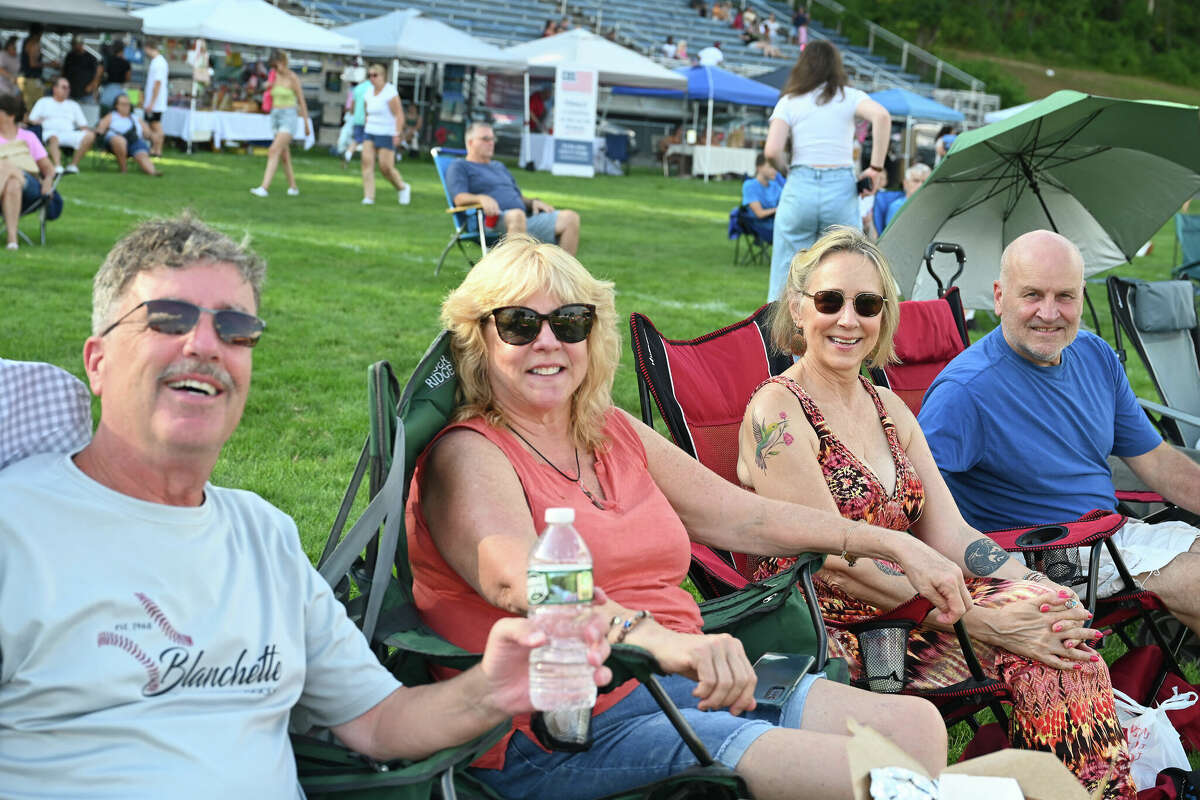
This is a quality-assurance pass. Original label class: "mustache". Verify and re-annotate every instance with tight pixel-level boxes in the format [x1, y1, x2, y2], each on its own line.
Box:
[159, 359, 234, 393]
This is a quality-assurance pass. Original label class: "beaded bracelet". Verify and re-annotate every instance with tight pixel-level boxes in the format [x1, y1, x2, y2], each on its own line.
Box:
[1021, 570, 1046, 583]
[614, 610, 652, 644]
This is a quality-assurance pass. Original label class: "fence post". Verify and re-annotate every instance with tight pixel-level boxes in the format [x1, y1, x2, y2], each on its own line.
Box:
[900, 42, 908, 71]
[934, 60, 943, 87]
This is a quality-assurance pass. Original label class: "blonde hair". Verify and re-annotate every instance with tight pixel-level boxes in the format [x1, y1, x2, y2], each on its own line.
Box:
[440, 234, 620, 452]
[769, 225, 900, 367]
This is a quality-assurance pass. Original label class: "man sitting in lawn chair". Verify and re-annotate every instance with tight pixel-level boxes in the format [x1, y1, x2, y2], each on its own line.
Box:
[919, 229, 1200, 637]
[446, 121, 582, 255]
[740, 153, 780, 244]
[0, 213, 611, 796]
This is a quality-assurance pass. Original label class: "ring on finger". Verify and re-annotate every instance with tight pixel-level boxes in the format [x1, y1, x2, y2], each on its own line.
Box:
[1064, 598, 1078, 609]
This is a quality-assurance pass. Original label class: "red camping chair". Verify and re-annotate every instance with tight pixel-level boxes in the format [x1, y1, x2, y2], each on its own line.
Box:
[629, 305, 1011, 736]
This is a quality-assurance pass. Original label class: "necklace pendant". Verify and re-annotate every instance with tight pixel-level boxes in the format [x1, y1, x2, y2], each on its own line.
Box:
[581, 486, 605, 510]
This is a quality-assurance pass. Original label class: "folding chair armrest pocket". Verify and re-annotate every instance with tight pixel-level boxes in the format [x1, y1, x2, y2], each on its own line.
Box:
[984, 510, 1126, 552]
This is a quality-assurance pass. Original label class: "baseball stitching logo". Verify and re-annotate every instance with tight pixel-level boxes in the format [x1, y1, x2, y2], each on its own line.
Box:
[97, 592, 194, 694]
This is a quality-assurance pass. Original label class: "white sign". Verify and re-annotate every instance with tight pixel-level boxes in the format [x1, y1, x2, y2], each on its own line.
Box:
[551, 65, 598, 178]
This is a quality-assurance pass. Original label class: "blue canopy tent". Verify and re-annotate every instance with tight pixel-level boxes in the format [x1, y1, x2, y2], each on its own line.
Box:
[868, 87, 964, 174]
[614, 65, 779, 181]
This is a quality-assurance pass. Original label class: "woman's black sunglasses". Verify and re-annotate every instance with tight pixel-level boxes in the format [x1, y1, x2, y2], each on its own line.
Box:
[485, 303, 596, 345]
[803, 290, 885, 318]
[100, 299, 266, 347]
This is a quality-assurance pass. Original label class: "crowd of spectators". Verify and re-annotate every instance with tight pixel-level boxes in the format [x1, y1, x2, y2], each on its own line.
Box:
[677, 2, 809, 60]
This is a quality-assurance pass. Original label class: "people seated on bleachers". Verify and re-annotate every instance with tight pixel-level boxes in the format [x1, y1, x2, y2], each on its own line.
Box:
[792, 7, 809, 48]
[540, 19, 556, 37]
[919, 230, 1200, 639]
[0, 357, 91, 470]
[0, 93, 56, 251]
[446, 122, 580, 255]
[736, 226, 1134, 799]
[94, 94, 162, 177]
[661, 35, 676, 58]
[28, 76, 95, 175]
[764, 12, 783, 43]
[711, 1, 730, 22]
[741, 154, 779, 243]
[883, 162, 929, 229]
[697, 41, 724, 65]
[675, 38, 689, 60]
[0, 213, 614, 796]
[741, 23, 782, 58]
[408, 233, 964, 800]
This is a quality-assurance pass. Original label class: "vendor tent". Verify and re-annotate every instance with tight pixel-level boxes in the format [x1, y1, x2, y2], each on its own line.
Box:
[613, 65, 779, 107]
[503, 29, 685, 89]
[0, 0, 141, 32]
[983, 100, 1039, 124]
[134, 0, 360, 55]
[333, 10, 523, 70]
[869, 88, 964, 123]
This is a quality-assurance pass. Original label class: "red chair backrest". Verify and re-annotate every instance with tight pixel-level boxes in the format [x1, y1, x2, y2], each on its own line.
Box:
[874, 287, 971, 416]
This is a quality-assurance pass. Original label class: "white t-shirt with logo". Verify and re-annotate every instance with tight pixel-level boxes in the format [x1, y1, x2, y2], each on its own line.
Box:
[29, 96, 87, 138]
[144, 53, 168, 112]
[363, 82, 399, 136]
[0, 454, 400, 799]
[769, 85, 869, 167]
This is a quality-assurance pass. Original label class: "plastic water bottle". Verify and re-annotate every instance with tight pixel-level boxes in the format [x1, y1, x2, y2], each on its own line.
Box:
[527, 507, 596, 714]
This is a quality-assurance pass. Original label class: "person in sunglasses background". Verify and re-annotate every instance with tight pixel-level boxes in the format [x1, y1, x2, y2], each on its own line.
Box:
[406, 233, 978, 799]
[736, 226, 1134, 798]
[0, 214, 614, 796]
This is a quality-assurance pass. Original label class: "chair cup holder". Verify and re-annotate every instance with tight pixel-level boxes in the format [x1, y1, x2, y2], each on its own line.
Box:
[851, 620, 915, 694]
[531, 707, 593, 752]
[1017, 527, 1085, 588]
[1015, 525, 1068, 546]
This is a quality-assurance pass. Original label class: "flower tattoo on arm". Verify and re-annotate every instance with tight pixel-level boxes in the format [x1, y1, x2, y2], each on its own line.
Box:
[752, 411, 794, 470]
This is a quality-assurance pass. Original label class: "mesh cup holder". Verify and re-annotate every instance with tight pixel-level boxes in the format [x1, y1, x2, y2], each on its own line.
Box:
[851, 619, 915, 693]
[1016, 525, 1086, 587]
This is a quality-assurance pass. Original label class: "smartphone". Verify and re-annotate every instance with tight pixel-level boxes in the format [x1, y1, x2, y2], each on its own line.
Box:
[752, 653, 816, 710]
[856, 176, 874, 193]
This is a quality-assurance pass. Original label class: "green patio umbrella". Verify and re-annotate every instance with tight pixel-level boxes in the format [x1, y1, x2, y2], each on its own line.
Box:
[879, 90, 1200, 311]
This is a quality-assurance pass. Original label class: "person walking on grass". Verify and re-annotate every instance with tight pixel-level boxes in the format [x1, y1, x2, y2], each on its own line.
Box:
[250, 50, 309, 198]
[359, 63, 410, 206]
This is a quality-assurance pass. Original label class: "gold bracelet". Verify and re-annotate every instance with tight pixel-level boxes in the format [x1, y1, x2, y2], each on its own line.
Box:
[841, 527, 858, 567]
[614, 610, 652, 644]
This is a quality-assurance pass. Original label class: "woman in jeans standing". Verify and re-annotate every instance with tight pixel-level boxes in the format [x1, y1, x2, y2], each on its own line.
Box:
[764, 41, 889, 301]
[250, 49, 309, 198]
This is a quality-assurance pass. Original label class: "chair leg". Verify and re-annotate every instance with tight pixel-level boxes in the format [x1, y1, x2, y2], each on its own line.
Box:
[434, 236, 458, 276]
[39, 208, 47, 245]
[17, 228, 31, 246]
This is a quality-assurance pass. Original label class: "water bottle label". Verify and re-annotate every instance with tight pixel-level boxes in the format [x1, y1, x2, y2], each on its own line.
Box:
[526, 567, 594, 605]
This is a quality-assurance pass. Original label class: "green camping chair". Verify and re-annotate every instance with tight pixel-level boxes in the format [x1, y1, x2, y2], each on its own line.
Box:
[313, 331, 839, 799]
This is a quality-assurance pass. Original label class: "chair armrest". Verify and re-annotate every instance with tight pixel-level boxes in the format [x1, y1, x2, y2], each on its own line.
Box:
[984, 510, 1125, 552]
[1138, 397, 1200, 433]
[447, 204, 484, 213]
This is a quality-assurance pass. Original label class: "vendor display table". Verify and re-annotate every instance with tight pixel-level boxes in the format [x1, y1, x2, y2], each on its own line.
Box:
[665, 144, 758, 178]
[519, 133, 623, 176]
[163, 106, 314, 149]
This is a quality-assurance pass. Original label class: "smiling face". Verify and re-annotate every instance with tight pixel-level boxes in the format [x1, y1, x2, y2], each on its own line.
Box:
[52, 78, 70, 101]
[482, 289, 589, 423]
[790, 251, 885, 374]
[83, 262, 257, 462]
[994, 231, 1084, 367]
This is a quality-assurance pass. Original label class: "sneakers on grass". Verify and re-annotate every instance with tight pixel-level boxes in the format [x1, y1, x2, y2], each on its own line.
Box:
[398, 185, 411, 205]
[250, 186, 268, 198]
[362, 197, 374, 205]
[64, 164, 80, 175]
[287, 187, 300, 196]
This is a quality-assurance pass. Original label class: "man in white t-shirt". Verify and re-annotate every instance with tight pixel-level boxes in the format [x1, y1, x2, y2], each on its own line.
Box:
[28, 76, 95, 174]
[697, 42, 724, 65]
[0, 214, 611, 798]
[141, 38, 168, 157]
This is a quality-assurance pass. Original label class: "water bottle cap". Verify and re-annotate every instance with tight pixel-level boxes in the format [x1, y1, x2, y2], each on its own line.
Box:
[544, 507, 575, 524]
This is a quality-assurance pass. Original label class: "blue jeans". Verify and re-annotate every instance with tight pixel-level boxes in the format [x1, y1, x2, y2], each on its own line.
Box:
[768, 165, 859, 301]
[471, 672, 824, 800]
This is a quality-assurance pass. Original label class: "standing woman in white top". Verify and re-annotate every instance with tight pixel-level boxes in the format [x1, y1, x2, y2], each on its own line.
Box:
[359, 63, 410, 205]
[764, 41, 890, 301]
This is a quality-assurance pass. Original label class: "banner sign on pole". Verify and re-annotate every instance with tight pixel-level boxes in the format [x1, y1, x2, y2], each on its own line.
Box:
[551, 65, 597, 178]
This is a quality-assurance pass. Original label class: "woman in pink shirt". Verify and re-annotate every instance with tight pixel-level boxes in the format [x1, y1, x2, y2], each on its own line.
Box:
[407, 234, 976, 800]
[0, 93, 55, 250]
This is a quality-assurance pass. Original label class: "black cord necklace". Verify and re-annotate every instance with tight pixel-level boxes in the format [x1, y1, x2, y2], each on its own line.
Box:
[507, 424, 605, 509]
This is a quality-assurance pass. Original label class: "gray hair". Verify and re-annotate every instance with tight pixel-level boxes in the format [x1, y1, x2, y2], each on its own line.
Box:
[465, 121, 493, 142]
[91, 213, 266, 334]
[904, 162, 931, 183]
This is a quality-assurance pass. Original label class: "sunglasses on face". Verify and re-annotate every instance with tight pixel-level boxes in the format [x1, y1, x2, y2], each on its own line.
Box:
[485, 304, 596, 345]
[803, 290, 885, 318]
[100, 299, 266, 347]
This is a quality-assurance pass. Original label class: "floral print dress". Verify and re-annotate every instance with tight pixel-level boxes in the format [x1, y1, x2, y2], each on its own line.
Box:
[750, 374, 1134, 799]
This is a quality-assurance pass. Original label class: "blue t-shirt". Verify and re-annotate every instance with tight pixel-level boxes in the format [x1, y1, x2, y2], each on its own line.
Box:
[884, 197, 906, 228]
[917, 328, 1162, 530]
[445, 159, 525, 213]
[742, 177, 782, 211]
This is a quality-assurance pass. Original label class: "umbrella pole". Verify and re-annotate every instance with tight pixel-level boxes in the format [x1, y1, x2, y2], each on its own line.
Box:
[522, 71, 531, 169]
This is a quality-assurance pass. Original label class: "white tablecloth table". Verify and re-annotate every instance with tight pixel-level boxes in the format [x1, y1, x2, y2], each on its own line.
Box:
[519, 133, 622, 175]
[162, 106, 314, 149]
[665, 144, 758, 178]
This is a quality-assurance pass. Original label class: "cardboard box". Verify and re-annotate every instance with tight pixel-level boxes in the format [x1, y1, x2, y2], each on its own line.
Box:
[846, 719, 1091, 800]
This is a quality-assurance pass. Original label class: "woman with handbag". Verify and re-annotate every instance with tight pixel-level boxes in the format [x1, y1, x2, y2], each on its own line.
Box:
[0, 92, 55, 251]
[405, 234, 977, 800]
[250, 49, 309, 198]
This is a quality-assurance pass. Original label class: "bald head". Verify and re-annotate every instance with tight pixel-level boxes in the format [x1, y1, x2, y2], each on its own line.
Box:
[994, 230, 1086, 367]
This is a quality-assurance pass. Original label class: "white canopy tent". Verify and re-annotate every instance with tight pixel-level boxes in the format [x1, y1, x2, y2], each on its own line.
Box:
[133, 0, 360, 55]
[332, 10, 523, 70]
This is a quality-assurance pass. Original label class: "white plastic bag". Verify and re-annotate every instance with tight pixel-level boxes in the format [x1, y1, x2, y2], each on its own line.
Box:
[1113, 686, 1197, 790]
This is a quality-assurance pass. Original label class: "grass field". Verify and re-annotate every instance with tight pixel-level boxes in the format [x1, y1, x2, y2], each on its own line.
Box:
[4, 148, 1191, 559]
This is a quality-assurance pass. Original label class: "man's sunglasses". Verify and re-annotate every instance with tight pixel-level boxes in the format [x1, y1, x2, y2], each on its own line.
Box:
[100, 299, 266, 347]
[484, 304, 596, 345]
[803, 290, 885, 318]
